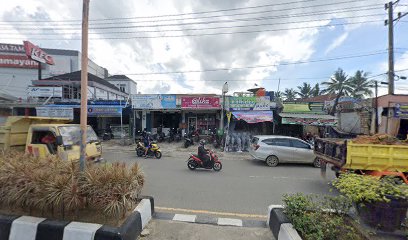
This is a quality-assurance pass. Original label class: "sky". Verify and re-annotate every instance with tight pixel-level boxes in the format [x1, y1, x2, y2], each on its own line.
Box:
[0, 0, 407, 96]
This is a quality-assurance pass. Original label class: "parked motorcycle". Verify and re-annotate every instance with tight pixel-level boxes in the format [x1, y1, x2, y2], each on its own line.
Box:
[184, 133, 194, 148]
[186, 150, 222, 171]
[174, 128, 182, 142]
[135, 140, 162, 159]
[102, 129, 114, 140]
[167, 128, 176, 143]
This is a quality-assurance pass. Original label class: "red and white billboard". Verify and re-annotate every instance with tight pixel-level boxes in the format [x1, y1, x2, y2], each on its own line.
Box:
[181, 97, 220, 109]
[23, 41, 55, 65]
[0, 55, 39, 69]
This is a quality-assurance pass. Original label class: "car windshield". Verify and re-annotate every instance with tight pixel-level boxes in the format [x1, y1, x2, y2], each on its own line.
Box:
[58, 126, 98, 146]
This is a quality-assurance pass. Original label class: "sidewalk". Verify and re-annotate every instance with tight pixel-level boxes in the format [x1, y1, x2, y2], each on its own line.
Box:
[102, 140, 251, 161]
[138, 219, 274, 240]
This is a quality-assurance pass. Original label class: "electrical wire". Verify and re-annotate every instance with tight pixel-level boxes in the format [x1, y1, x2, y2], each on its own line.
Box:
[0, 19, 384, 40]
[0, 14, 384, 36]
[0, 0, 377, 23]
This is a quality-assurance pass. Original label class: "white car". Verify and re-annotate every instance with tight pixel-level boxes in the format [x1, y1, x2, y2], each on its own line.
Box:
[249, 135, 319, 167]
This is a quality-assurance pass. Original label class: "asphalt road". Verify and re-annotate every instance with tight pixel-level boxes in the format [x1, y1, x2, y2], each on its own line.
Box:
[103, 145, 336, 216]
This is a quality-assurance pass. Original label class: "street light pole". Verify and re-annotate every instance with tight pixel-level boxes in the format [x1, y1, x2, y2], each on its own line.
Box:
[220, 82, 228, 131]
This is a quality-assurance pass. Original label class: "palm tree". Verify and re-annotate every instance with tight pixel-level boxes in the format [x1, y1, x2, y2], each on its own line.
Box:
[349, 70, 373, 99]
[296, 82, 313, 99]
[311, 83, 321, 97]
[283, 88, 297, 101]
[322, 68, 352, 115]
[275, 91, 283, 102]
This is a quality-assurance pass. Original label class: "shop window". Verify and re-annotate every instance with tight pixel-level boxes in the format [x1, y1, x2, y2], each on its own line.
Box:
[118, 84, 126, 93]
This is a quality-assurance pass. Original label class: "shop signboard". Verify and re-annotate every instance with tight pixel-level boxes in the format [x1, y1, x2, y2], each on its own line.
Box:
[23, 41, 55, 65]
[36, 107, 73, 119]
[0, 55, 39, 69]
[27, 87, 63, 97]
[231, 111, 273, 123]
[228, 96, 270, 111]
[395, 103, 408, 118]
[87, 106, 122, 117]
[131, 94, 177, 109]
[0, 43, 25, 53]
[181, 96, 220, 109]
[282, 117, 337, 126]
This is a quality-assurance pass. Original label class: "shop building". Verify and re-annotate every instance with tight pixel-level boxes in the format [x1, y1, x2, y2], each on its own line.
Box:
[180, 95, 221, 135]
[0, 42, 108, 100]
[373, 94, 408, 138]
[105, 75, 138, 95]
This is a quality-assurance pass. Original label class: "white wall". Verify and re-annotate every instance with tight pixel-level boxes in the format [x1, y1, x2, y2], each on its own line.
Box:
[107, 80, 137, 95]
[339, 112, 361, 134]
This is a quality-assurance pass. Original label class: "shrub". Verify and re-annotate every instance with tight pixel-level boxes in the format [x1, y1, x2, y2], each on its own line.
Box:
[0, 151, 144, 219]
[332, 174, 408, 203]
[283, 193, 360, 240]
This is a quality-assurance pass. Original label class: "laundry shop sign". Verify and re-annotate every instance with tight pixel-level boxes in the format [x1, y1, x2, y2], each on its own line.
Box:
[181, 97, 220, 109]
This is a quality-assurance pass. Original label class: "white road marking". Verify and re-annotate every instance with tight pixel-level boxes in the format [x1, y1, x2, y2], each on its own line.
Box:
[217, 218, 243, 227]
[173, 214, 196, 223]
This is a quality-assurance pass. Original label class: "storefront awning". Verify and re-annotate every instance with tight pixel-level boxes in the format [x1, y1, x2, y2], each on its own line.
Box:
[231, 111, 273, 124]
[279, 113, 337, 126]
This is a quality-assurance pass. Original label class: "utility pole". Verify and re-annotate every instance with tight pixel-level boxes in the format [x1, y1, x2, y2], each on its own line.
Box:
[385, 0, 408, 95]
[80, 0, 90, 171]
[374, 81, 378, 134]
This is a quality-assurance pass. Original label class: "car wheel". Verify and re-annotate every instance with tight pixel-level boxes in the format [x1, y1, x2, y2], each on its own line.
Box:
[266, 155, 279, 167]
[313, 158, 321, 168]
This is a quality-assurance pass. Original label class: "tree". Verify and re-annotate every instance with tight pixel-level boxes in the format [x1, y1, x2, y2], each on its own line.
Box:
[322, 68, 352, 115]
[275, 91, 283, 102]
[296, 82, 313, 99]
[349, 70, 373, 99]
[311, 83, 321, 97]
[283, 88, 297, 101]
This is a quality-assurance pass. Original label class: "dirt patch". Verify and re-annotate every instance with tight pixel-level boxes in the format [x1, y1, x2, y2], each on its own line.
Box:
[352, 134, 408, 145]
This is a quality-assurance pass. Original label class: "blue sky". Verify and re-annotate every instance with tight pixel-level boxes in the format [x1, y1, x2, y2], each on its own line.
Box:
[0, 0, 407, 96]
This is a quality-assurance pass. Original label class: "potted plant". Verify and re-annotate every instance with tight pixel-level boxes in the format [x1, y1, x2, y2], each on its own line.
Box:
[333, 173, 408, 232]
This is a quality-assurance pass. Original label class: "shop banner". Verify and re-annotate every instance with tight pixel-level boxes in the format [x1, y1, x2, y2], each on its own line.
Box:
[28, 87, 63, 97]
[228, 96, 270, 111]
[36, 107, 73, 119]
[0, 55, 39, 69]
[282, 117, 337, 126]
[88, 106, 122, 117]
[181, 97, 220, 109]
[231, 111, 273, 123]
[395, 103, 408, 118]
[131, 94, 176, 109]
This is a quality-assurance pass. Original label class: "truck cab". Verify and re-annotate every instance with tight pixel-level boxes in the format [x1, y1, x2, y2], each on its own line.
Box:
[0, 117, 102, 162]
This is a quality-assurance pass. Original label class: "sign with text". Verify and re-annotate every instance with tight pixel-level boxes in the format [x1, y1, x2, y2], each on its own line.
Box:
[282, 117, 337, 126]
[395, 104, 408, 118]
[27, 87, 63, 97]
[23, 41, 55, 65]
[131, 94, 177, 109]
[228, 96, 270, 111]
[0, 43, 25, 53]
[36, 107, 73, 119]
[87, 106, 123, 117]
[0, 55, 39, 69]
[181, 96, 220, 109]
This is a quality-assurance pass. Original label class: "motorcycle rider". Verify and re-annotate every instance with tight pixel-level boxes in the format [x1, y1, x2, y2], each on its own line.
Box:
[198, 139, 211, 167]
[142, 128, 150, 158]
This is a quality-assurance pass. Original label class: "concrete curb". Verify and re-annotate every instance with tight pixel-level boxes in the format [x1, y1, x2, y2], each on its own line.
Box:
[267, 205, 302, 240]
[154, 211, 266, 228]
[0, 196, 154, 240]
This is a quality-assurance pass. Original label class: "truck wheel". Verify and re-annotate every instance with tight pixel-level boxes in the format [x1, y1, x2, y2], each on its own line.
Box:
[266, 156, 279, 167]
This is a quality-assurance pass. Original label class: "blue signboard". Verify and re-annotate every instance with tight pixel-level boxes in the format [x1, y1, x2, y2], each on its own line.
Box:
[131, 94, 177, 109]
[87, 106, 122, 117]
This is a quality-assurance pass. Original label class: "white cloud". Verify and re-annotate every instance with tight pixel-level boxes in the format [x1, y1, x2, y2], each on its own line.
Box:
[325, 32, 348, 55]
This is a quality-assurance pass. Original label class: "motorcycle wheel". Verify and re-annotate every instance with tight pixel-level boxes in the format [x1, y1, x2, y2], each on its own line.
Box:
[213, 162, 222, 171]
[184, 141, 189, 148]
[136, 149, 144, 157]
[187, 159, 197, 170]
[155, 151, 162, 159]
